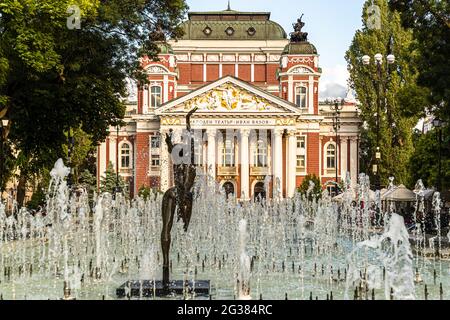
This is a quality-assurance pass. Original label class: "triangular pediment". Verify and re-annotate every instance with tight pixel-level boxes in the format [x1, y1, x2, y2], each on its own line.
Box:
[155, 76, 302, 115]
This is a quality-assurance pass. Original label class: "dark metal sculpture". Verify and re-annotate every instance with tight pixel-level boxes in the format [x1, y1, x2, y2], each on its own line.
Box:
[290, 14, 308, 42]
[161, 107, 198, 290]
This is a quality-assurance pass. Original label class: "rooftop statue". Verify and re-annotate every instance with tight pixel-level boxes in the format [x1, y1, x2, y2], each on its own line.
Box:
[290, 14, 308, 42]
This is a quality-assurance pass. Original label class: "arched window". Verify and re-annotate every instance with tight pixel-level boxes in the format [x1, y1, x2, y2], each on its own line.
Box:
[222, 138, 235, 167]
[121, 143, 131, 168]
[326, 144, 336, 170]
[150, 86, 162, 108]
[254, 140, 268, 168]
[295, 86, 307, 109]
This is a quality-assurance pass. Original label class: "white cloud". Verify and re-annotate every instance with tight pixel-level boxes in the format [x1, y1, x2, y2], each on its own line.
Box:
[319, 64, 349, 100]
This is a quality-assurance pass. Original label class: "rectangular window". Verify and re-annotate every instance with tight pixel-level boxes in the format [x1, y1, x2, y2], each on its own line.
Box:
[151, 155, 160, 167]
[150, 86, 162, 108]
[151, 136, 160, 149]
[254, 140, 268, 168]
[297, 136, 306, 149]
[327, 145, 336, 169]
[121, 144, 131, 168]
[222, 140, 235, 167]
[296, 155, 306, 169]
[295, 86, 307, 109]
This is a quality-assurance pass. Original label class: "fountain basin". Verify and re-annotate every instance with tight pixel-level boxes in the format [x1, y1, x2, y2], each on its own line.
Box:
[116, 280, 210, 298]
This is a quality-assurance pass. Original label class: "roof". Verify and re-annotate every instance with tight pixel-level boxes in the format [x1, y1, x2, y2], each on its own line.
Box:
[283, 42, 318, 55]
[382, 185, 416, 202]
[156, 75, 303, 115]
[179, 9, 287, 41]
[188, 10, 271, 18]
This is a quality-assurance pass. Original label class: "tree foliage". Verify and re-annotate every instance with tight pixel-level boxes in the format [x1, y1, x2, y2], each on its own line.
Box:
[389, 0, 450, 123]
[409, 128, 450, 191]
[0, 0, 188, 202]
[100, 162, 127, 194]
[389, 0, 450, 192]
[298, 174, 322, 200]
[346, 0, 421, 187]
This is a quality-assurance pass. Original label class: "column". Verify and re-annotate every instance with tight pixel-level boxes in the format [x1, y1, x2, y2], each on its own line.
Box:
[163, 75, 169, 103]
[350, 137, 358, 187]
[288, 76, 293, 103]
[240, 129, 250, 200]
[340, 137, 348, 180]
[287, 130, 297, 198]
[308, 77, 314, 114]
[272, 129, 284, 198]
[160, 128, 170, 192]
[207, 129, 217, 181]
[143, 86, 149, 114]
[109, 137, 116, 169]
[319, 136, 324, 178]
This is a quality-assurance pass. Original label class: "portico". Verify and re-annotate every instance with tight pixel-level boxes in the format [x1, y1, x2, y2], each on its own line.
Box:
[156, 76, 301, 199]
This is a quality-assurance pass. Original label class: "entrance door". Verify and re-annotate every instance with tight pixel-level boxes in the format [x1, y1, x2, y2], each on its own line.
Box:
[254, 182, 266, 201]
[222, 182, 235, 198]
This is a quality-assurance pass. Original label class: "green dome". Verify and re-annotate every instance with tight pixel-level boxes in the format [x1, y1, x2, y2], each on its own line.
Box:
[283, 42, 317, 55]
[178, 10, 287, 41]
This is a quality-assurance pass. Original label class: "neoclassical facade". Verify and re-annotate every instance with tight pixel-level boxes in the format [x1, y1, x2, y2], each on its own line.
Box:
[97, 8, 361, 199]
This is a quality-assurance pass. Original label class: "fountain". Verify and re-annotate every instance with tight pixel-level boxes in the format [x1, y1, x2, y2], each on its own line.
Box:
[0, 158, 449, 299]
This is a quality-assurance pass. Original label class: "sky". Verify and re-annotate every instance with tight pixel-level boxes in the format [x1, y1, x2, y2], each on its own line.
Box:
[185, 0, 367, 99]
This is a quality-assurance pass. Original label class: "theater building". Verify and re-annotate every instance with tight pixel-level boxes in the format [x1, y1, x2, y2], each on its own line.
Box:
[97, 8, 361, 199]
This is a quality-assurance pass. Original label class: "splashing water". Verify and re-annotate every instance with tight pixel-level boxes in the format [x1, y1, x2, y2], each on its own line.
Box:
[346, 213, 415, 300]
[0, 159, 449, 300]
[237, 219, 251, 300]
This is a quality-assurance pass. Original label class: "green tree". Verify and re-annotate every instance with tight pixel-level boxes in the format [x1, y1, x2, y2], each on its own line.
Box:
[346, 0, 421, 187]
[79, 169, 97, 196]
[298, 174, 322, 200]
[0, 0, 188, 205]
[389, 0, 450, 193]
[389, 0, 450, 123]
[100, 162, 127, 194]
[408, 127, 450, 191]
[63, 128, 96, 184]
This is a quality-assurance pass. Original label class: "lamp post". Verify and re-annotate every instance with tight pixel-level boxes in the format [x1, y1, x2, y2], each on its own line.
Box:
[432, 118, 443, 192]
[0, 119, 9, 199]
[67, 127, 75, 188]
[331, 99, 344, 195]
[361, 52, 396, 191]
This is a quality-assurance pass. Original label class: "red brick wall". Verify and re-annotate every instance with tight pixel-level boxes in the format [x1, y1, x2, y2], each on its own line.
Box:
[223, 64, 235, 77]
[178, 64, 191, 84]
[137, 87, 143, 114]
[134, 133, 150, 191]
[105, 138, 110, 166]
[266, 64, 279, 85]
[254, 65, 266, 83]
[191, 64, 203, 83]
[296, 176, 305, 188]
[207, 64, 219, 82]
[307, 133, 320, 177]
[239, 64, 251, 82]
